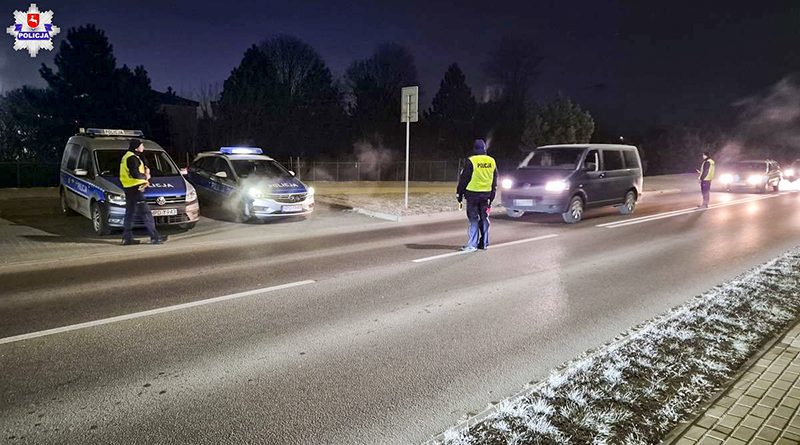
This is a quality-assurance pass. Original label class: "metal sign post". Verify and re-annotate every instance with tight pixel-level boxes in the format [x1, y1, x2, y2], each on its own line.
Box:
[401, 86, 419, 209]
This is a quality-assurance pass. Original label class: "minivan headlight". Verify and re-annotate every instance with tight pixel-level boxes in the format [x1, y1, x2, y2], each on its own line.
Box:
[544, 180, 569, 192]
[720, 173, 733, 184]
[501, 178, 513, 190]
[107, 192, 126, 206]
[185, 184, 197, 202]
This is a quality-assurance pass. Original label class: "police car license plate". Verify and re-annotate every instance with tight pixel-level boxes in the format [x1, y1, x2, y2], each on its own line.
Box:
[151, 208, 178, 216]
[282, 205, 303, 212]
[514, 199, 534, 206]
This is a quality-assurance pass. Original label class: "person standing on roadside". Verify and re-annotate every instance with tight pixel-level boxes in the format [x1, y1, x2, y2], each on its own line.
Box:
[119, 139, 165, 245]
[456, 139, 497, 252]
[696, 151, 715, 208]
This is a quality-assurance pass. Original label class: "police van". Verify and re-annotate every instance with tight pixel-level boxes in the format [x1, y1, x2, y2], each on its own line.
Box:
[59, 128, 200, 235]
[186, 147, 314, 221]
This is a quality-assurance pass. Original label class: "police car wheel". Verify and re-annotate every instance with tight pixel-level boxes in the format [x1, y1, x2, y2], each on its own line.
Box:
[91, 202, 111, 236]
[562, 196, 584, 224]
[619, 190, 637, 215]
[60, 188, 77, 216]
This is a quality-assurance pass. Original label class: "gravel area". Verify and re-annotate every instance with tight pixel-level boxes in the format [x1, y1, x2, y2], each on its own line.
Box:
[429, 248, 800, 445]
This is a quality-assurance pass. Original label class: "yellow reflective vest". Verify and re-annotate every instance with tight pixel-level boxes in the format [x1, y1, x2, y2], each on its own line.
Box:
[700, 159, 715, 181]
[466, 154, 496, 192]
[120, 151, 148, 188]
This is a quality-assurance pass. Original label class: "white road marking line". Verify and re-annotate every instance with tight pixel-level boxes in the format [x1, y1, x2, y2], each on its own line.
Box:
[599, 193, 788, 229]
[412, 234, 558, 263]
[0, 280, 316, 345]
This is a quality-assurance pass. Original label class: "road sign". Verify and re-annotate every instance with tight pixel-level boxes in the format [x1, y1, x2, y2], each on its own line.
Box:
[401, 86, 419, 123]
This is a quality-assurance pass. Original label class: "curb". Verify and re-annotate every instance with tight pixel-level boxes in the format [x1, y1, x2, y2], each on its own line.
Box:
[660, 314, 800, 444]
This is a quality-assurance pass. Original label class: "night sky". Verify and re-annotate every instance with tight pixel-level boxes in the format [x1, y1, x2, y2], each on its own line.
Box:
[2, 0, 798, 134]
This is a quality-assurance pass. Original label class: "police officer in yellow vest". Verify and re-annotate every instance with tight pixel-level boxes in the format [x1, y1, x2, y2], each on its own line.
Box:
[696, 151, 715, 208]
[120, 139, 164, 245]
[456, 139, 498, 252]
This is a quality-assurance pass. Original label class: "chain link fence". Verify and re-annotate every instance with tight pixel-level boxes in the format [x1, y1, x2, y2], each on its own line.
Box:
[0, 159, 467, 188]
[282, 159, 465, 182]
[0, 161, 61, 188]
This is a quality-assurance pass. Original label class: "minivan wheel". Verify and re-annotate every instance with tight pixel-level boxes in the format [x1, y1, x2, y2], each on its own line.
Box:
[562, 196, 584, 224]
[60, 188, 76, 216]
[506, 209, 525, 218]
[91, 202, 111, 236]
[619, 190, 637, 215]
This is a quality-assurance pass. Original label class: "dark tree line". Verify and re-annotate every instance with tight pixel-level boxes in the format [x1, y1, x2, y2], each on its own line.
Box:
[0, 24, 597, 169]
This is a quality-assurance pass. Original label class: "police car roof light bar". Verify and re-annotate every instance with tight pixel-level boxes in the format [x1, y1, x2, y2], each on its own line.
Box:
[80, 128, 144, 137]
[220, 147, 263, 155]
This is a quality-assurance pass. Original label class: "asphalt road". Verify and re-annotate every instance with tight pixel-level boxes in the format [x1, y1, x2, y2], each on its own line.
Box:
[2, 189, 800, 444]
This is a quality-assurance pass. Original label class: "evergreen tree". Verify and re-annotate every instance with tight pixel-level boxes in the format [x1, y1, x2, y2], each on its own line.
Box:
[522, 95, 595, 147]
[217, 35, 344, 157]
[425, 63, 477, 157]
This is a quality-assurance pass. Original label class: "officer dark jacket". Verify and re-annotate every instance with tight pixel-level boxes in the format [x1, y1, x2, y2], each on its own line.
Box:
[457, 154, 498, 203]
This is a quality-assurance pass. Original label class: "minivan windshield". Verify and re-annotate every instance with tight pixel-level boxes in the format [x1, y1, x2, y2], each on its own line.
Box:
[230, 159, 292, 179]
[519, 147, 585, 169]
[727, 161, 766, 174]
[96, 150, 181, 177]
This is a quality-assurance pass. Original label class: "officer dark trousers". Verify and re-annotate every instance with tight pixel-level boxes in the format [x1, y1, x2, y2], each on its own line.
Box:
[122, 187, 159, 242]
[700, 180, 711, 208]
[466, 195, 490, 249]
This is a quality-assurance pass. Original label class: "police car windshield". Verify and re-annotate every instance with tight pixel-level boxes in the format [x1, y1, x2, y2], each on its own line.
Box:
[96, 150, 181, 177]
[231, 159, 291, 179]
[519, 147, 585, 169]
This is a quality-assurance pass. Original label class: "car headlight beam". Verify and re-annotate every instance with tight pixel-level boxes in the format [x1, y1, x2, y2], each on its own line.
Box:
[747, 174, 764, 185]
[720, 173, 733, 185]
[501, 178, 513, 190]
[248, 187, 265, 199]
[544, 180, 569, 192]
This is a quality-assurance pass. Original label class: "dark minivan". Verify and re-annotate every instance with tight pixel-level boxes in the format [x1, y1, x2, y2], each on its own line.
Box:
[500, 144, 643, 223]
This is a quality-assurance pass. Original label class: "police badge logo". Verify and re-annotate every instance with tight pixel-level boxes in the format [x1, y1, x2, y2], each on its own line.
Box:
[6, 3, 60, 57]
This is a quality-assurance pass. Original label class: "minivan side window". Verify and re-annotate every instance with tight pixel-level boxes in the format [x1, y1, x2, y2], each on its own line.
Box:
[76, 148, 93, 176]
[63, 144, 80, 170]
[583, 150, 599, 172]
[623, 150, 640, 169]
[603, 150, 624, 171]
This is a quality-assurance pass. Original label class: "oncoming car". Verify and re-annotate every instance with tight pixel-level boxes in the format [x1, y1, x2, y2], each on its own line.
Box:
[717, 160, 781, 193]
[500, 144, 643, 223]
[59, 128, 200, 235]
[186, 147, 314, 221]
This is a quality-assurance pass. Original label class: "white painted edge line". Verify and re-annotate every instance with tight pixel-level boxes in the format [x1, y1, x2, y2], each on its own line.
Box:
[412, 234, 558, 263]
[0, 280, 316, 345]
[598, 193, 788, 229]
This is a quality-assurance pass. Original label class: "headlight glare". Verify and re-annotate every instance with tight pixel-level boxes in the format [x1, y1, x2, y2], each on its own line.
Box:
[544, 180, 569, 192]
[720, 173, 733, 184]
[248, 187, 264, 199]
[747, 175, 763, 185]
[501, 178, 513, 190]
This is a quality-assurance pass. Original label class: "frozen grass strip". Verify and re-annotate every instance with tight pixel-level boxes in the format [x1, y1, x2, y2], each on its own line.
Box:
[430, 249, 800, 445]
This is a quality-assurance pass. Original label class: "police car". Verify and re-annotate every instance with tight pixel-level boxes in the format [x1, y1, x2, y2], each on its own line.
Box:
[186, 147, 314, 221]
[59, 128, 200, 235]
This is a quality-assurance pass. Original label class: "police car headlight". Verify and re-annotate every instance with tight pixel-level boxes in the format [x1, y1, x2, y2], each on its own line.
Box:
[720, 173, 733, 184]
[185, 185, 197, 202]
[307, 186, 315, 196]
[107, 192, 126, 206]
[248, 187, 265, 199]
[747, 174, 763, 185]
[501, 178, 513, 190]
[545, 180, 569, 192]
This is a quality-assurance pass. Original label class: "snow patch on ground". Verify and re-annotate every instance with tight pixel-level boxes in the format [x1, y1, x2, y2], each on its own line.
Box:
[429, 249, 800, 445]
